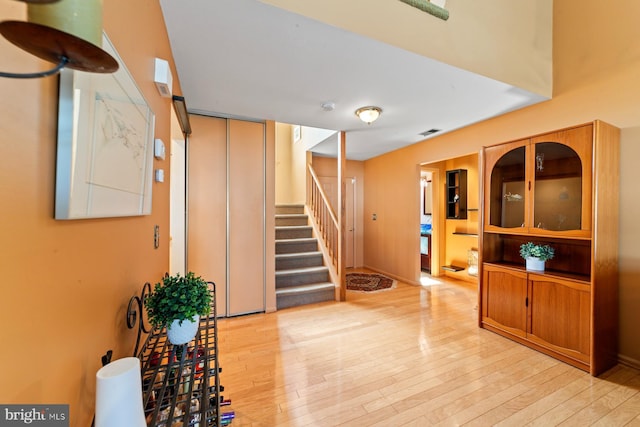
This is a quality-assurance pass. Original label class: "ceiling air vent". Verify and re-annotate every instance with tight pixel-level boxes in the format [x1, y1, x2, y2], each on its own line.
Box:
[419, 129, 441, 137]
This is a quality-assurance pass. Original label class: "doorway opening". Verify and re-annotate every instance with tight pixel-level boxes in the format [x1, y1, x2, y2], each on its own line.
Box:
[420, 154, 480, 286]
[420, 167, 438, 278]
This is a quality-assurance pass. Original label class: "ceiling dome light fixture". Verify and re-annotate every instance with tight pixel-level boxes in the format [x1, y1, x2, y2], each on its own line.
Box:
[355, 106, 382, 124]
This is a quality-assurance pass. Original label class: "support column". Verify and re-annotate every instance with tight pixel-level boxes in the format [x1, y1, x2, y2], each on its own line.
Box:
[338, 131, 347, 301]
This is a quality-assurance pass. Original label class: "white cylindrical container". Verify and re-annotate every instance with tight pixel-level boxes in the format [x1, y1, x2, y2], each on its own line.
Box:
[95, 357, 146, 427]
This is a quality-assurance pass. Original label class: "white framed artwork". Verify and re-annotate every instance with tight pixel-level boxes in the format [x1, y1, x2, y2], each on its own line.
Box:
[55, 32, 155, 219]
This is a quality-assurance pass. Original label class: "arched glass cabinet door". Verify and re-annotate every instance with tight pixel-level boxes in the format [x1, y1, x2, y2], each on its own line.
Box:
[532, 142, 582, 231]
[488, 145, 526, 229]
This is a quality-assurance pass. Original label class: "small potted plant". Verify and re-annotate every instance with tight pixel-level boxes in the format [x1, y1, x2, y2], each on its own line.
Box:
[145, 272, 211, 345]
[520, 242, 555, 272]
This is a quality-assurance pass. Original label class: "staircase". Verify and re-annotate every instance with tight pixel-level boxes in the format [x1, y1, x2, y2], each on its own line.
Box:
[275, 205, 335, 309]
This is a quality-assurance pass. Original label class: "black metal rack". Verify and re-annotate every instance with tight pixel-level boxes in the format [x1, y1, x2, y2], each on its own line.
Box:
[127, 282, 225, 426]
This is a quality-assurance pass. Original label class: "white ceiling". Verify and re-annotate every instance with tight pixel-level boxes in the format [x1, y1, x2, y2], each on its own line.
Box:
[159, 0, 547, 161]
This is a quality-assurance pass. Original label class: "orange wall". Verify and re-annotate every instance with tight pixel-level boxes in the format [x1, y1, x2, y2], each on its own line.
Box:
[363, 149, 422, 280]
[442, 154, 480, 283]
[0, 2, 178, 426]
[363, 0, 640, 366]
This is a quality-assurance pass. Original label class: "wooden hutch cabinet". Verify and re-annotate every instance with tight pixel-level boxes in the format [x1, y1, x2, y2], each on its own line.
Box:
[479, 121, 619, 376]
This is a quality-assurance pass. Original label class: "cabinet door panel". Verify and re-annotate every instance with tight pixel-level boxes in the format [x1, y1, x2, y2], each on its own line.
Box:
[483, 139, 529, 233]
[482, 265, 527, 337]
[530, 125, 592, 236]
[528, 276, 590, 361]
[532, 143, 583, 231]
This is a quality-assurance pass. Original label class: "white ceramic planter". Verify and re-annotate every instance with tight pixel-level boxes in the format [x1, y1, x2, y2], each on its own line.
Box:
[526, 257, 546, 272]
[166, 315, 200, 345]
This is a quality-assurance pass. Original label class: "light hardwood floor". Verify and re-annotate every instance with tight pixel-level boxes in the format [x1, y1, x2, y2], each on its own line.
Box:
[217, 273, 640, 426]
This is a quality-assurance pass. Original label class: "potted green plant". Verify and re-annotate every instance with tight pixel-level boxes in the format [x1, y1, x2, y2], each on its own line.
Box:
[145, 272, 211, 345]
[520, 242, 555, 272]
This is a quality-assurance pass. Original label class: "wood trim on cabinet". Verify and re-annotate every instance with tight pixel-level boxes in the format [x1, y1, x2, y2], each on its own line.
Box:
[590, 120, 620, 376]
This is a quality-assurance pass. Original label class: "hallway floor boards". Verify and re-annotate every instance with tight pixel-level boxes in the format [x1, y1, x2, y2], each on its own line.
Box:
[217, 274, 640, 426]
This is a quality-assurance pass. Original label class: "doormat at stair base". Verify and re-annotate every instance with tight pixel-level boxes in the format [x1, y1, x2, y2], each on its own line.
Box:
[346, 273, 396, 292]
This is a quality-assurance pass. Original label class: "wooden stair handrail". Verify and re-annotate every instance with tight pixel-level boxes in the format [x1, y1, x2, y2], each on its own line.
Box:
[307, 165, 339, 227]
[307, 164, 339, 270]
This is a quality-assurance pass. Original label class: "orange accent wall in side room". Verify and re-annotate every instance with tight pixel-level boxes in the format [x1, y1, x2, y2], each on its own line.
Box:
[443, 154, 479, 283]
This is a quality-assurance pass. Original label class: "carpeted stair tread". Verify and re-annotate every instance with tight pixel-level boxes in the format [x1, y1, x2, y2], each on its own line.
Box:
[276, 265, 330, 288]
[276, 251, 323, 271]
[275, 214, 308, 219]
[276, 237, 317, 244]
[275, 225, 313, 230]
[275, 282, 334, 295]
[275, 238, 319, 254]
[275, 251, 322, 259]
[275, 214, 309, 227]
[275, 265, 329, 276]
[275, 204, 305, 215]
[275, 225, 313, 232]
[275, 225, 314, 239]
